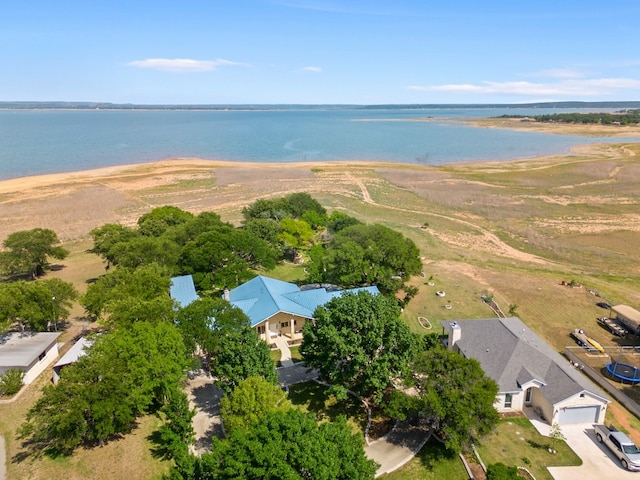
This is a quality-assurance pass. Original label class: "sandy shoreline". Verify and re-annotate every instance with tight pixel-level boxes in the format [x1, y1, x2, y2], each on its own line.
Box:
[0, 131, 637, 244]
[462, 117, 640, 137]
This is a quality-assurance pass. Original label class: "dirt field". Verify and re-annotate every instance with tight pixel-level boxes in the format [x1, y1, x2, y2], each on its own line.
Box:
[2, 133, 640, 478]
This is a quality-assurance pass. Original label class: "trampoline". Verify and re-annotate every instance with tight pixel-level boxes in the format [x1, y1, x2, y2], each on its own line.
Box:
[606, 360, 640, 384]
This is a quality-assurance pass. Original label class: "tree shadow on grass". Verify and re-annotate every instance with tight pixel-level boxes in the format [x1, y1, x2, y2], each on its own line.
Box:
[288, 381, 368, 432]
[147, 429, 168, 460]
[288, 381, 332, 415]
[416, 437, 458, 471]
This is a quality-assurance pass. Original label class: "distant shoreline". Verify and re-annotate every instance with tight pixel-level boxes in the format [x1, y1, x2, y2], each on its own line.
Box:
[459, 117, 640, 138]
[2, 100, 640, 111]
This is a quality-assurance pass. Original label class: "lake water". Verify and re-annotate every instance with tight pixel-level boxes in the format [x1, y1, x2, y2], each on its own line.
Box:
[0, 107, 636, 180]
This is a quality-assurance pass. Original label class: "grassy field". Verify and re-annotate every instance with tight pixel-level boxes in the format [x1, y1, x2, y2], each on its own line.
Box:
[2, 141, 640, 478]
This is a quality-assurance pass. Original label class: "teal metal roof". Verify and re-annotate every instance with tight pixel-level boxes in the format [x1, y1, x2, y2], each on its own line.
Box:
[170, 275, 200, 308]
[228, 275, 379, 327]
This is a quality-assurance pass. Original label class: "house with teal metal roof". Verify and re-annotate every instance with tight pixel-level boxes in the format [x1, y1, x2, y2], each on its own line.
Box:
[170, 275, 200, 308]
[228, 275, 379, 343]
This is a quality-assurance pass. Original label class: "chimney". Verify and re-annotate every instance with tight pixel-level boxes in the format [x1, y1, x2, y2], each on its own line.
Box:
[448, 322, 461, 350]
[223, 287, 230, 302]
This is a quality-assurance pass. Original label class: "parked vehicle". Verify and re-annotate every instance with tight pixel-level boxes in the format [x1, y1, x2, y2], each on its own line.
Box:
[597, 316, 628, 337]
[571, 329, 605, 353]
[594, 424, 640, 471]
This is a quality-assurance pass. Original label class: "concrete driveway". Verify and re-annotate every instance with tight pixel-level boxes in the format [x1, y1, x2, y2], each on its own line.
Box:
[531, 421, 639, 480]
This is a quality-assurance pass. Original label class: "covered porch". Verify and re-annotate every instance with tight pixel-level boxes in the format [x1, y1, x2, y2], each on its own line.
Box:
[256, 312, 308, 344]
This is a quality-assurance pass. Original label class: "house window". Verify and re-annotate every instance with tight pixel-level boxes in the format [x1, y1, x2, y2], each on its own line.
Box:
[580, 393, 585, 398]
[281, 322, 289, 328]
[257, 326, 265, 334]
[38, 351, 46, 361]
[504, 393, 513, 408]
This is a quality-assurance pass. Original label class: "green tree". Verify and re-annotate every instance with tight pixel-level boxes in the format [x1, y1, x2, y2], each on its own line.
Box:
[175, 297, 248, 358]
[197, 409, 377, 480]
[221, 376, 292, 435]
[211, 322, 278, 393]
[278, 218, 314, 249]
[0, 369, 25, 396]
[82, 263, 171, 319]
[155, 389, 196, 465]
[0, 279, 77, 331]
[0, 228, 69, 278]
[300, 291, 420, 402]
[19, 321, 189, 453]
[106, 296, 176, 327]
[326, 211, 361, 234]
[311, 223, 422, 293]
[241, 192, 326, 223]
[242, 197, 290, 222]
[180, 227, 276, 290]
[244, 218, 283, 246]
[137, 206, 194, 237]
[108, 236, 182, 271]
[284, 192, 326, 219]
[89, 223, 139, 264]
[411, 348, 499, 451]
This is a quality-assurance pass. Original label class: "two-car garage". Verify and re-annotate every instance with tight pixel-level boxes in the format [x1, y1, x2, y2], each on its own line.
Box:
[558, 405, 601, 425]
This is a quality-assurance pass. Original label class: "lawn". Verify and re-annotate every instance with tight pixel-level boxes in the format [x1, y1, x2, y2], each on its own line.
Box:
[289, 345, 303, 363]
[288, 381, 368, 436]
[270, 345, 303, 367]
[476, 416, 582, 480]
[380, 439, 468, 480]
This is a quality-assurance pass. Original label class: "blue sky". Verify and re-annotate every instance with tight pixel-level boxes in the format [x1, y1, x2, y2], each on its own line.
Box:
[2, 0, 640, 104]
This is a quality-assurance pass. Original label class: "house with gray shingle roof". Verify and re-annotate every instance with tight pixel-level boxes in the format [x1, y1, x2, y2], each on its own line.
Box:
[442, 317, 610, 425]
[228, 275, 380, 343]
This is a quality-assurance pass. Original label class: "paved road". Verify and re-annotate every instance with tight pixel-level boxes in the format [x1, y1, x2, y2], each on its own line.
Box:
[365, 416, 432, 477]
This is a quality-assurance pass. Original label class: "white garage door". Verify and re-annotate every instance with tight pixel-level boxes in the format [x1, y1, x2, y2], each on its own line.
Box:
[558, 405, 600, 424]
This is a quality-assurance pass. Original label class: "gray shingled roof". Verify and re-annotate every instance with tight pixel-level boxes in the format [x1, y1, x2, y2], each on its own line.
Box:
[441, 317, 609, 406]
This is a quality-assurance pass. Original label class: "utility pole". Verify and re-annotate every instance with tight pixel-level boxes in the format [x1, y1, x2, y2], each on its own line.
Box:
[51, 296, 57, 331]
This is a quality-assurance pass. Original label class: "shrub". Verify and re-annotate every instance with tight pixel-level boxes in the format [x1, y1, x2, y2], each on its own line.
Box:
[0, 368, 24, 396]
[486, 462, 519, 480]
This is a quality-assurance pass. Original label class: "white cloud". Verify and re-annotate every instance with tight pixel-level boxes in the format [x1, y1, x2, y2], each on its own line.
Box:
[408, 78, 640, 97]
[300, 66, 322, 72]
[127, 58, 245, 73]
[529, 68, 587, 79]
